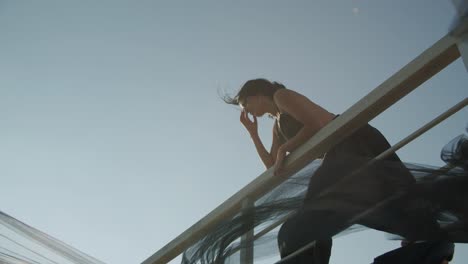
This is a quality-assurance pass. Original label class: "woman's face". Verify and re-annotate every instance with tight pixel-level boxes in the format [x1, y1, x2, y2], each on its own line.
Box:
[240, 95, 265, 117]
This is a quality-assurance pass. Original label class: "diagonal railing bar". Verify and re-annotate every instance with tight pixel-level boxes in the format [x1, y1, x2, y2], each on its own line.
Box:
[143, 31, 461, 264]
[375, 99, 467, 161]
[0, 234, 60, 264]
[0, 211, 105, 264]
[0, 246, 43, 264]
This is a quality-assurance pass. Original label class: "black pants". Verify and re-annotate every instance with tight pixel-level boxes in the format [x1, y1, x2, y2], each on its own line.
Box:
[277, 124, 441, 263]
[277, 211, 341, 264]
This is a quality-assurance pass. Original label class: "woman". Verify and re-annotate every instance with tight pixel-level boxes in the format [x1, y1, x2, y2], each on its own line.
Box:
[234, 79, 335, 175]
[179, 79, 466, 264]
[226, 78, 444, 263]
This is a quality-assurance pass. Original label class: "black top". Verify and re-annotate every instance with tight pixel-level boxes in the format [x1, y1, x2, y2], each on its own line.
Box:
[276, 113, 304, 142]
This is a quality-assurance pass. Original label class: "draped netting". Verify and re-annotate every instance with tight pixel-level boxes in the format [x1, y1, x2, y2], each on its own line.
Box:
[0, 211, 105, 264]
[181, 129, 468, 264]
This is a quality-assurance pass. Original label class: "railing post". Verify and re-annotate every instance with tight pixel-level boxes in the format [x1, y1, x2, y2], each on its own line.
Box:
[240, 198, 254, 264]
[456, 27, 468, 71]
[452, 0, 468, 71]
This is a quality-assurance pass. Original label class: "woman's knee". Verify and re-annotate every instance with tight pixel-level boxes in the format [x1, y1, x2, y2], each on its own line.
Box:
[277, 211, 337, 258]
[277, 221, 333, 264]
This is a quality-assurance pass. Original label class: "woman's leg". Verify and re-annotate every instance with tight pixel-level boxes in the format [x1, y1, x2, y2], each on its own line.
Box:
[277, 210, 349, 264]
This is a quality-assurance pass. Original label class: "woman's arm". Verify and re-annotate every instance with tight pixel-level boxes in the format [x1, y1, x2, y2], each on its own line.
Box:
[250, 133, 275, 169]
[269, 122, 283, 165]
[240, 110, 276, 169]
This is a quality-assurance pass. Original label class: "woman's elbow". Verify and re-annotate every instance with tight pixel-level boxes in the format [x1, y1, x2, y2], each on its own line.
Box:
[265, 157, 275, 169]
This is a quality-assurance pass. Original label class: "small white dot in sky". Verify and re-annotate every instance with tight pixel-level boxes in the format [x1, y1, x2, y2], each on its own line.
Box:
[352, 7, 359, 15]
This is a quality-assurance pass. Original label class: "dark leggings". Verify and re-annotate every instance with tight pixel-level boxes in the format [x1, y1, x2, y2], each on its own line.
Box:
[277, 211, 341, 264]
[277, 124, 441, 263]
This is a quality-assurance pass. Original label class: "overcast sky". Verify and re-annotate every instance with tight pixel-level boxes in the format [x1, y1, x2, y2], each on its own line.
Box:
[1, 1, 467, 263]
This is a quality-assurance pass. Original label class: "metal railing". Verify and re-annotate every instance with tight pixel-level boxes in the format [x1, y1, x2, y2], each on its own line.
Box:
[142, 18, 467, 264]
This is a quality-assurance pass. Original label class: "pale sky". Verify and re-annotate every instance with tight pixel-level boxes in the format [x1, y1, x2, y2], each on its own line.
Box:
[1, 1, 467, 264]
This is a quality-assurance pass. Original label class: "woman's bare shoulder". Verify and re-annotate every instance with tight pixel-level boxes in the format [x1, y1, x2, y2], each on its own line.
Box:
[274, 89, 307, 103]
[273, 89, 317, 109]
[273, 88, 333, 125]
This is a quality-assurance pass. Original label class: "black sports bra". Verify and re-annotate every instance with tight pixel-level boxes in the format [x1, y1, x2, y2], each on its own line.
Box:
[276, 113, 304, 142]
[276, 112, 338, 143]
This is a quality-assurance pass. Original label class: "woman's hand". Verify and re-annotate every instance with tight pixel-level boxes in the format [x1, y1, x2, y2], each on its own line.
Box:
[240, 110, 258, 136]
[274, 145, 287, 176]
